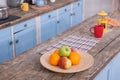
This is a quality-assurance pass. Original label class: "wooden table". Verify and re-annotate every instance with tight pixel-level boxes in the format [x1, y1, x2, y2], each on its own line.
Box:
[0, 13, 120, 80]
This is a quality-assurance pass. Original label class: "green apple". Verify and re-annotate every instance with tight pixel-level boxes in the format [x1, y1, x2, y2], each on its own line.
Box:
[59, 45, 71, 57]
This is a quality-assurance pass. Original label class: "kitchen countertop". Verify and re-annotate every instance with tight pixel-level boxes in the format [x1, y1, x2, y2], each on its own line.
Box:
[0, 11, 120, 80]
[0, 0, 78, 29]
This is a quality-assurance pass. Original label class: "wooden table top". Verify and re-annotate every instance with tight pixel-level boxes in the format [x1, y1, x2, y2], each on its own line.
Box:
[0, 12, 120, 80]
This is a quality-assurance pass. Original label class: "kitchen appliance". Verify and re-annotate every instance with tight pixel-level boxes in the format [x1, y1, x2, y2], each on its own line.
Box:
[98, 11, 108, 32]
[0, 7, 8, 20]
[7, 0, 21, 7]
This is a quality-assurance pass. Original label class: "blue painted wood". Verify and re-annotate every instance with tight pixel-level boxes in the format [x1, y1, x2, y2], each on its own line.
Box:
[15, 26, 36, 55]
[94, 61, 112, 80]
[40, 10, 57, 22]
[0, 27, 13, 63]
[13, 19, 36, 55]
[94, 52, 120, 80]
[57, 11, 71, 34]
[71, 0, 83, 27]
[13, 19, 36, 33]
[41, 17, 57, 42]
[109, 52, 120, 80]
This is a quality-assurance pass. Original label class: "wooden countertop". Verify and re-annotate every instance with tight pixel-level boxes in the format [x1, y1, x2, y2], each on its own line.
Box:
[0, 0, 78, 29]
[0, 12, 120, 80]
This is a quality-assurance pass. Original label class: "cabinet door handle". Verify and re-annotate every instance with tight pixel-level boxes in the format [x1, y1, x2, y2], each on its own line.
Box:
[16, 40, 19, 43]
[24, 24, 27, 27]
[78, 3, 80, 6]
[57, 21, 60, 23]
[71, 13, 73, 16]
[48, 15, 51, 18]
[9, 41, 13, 45]
[64, 9, 67, 12]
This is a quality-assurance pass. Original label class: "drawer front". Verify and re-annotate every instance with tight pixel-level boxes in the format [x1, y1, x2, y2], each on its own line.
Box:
[40, 10, 57, 22]
[73, 0, 82, 9]
[58, 4, 71, 14]
[13, 18, 35, 33]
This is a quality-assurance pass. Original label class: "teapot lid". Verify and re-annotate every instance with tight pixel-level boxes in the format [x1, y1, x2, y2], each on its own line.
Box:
[98, 10, 108, 16]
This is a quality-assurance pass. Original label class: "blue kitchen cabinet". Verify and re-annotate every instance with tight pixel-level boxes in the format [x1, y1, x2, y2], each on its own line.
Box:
[93, 61, 112, 80]
[40, 10, 57, 42]
[71, 0, 83, 27]
[13, 18, 36, 55]
[0, 27, 13, 63]
[94, 52, 120, 80]
[108, 52, 120, 80]
[57, 5, 71, 34]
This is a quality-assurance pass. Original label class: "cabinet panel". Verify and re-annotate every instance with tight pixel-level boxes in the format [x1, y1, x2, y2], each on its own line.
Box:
[15, 26, 36, 55]
[59, 5, 71, 14]
[0, 27, 13, 63]
[57, 11, 71, 33]
[93, 62, 111, 80]
[41, 18, 57, 42]
[40, 10, 57, 22]
[109, 53, 120, 80]
[13, 19, 35, 33]
[71, 0, 83, 27]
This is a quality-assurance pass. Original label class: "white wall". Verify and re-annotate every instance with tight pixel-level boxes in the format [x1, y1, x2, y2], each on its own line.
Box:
[0, 0, 7, 7]
[83, 0, 118, 20]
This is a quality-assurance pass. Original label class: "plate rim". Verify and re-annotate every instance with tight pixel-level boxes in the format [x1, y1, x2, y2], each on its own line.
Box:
[40, 49, 94, 73]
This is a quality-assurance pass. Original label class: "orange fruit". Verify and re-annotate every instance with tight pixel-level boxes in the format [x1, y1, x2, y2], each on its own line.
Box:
[69, 52, 81, 65]
[49, 51, 60, 66]
[53, 49, 59, 55]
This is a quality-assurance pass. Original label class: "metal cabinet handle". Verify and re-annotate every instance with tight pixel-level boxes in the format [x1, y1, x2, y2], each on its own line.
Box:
[48, 15, 51, 18]
[24, 24, 27, 27]
[9, 41, 13, 45]
[78, 3, 80, 6]
[57, 21, 60, 23]
[16, 40, 19, 43]
[64, 9, 67, 12]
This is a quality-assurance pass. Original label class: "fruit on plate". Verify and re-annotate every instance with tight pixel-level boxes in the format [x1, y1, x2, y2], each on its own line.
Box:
[59, 45, 71, 57]
[49, 51, 60, 66]
[58, 57, 72, 69]
[71, 48, 78, 53]
[53, 49, 59, 55]
[69, 51, 81, 65]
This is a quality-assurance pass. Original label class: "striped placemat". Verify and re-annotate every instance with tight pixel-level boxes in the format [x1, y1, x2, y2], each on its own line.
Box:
[39, 35, 100, 54]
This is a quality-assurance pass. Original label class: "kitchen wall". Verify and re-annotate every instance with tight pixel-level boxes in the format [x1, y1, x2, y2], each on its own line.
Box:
[0, 0, 7, 7]
[83, 0, 118, 20]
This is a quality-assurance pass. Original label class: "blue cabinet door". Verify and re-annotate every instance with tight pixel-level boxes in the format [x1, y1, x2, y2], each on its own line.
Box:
[57, 11, 71, 34]
[15, 26, 36, 55]
[41, 18, 57, 42]
[109, 52, 120, 80]
[93, 62, 111, 80]
[71, 0, 83, 27]
[0, 27, 13, 63]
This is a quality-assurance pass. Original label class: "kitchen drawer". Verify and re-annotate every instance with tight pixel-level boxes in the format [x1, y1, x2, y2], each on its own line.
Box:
[40, 10, 57, 22]
[73, 0, 82, 9]
[58, 4, 71, 15]
[0, 27, 11, 38]
[13, 18, 35, 33]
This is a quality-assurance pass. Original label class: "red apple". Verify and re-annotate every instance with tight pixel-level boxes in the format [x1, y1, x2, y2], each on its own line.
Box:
[71, 48, 78, 53]
[58, 57, 72, 69]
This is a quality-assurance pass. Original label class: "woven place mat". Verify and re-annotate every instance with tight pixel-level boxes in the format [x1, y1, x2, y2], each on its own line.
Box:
[39, 35, 100, 54]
